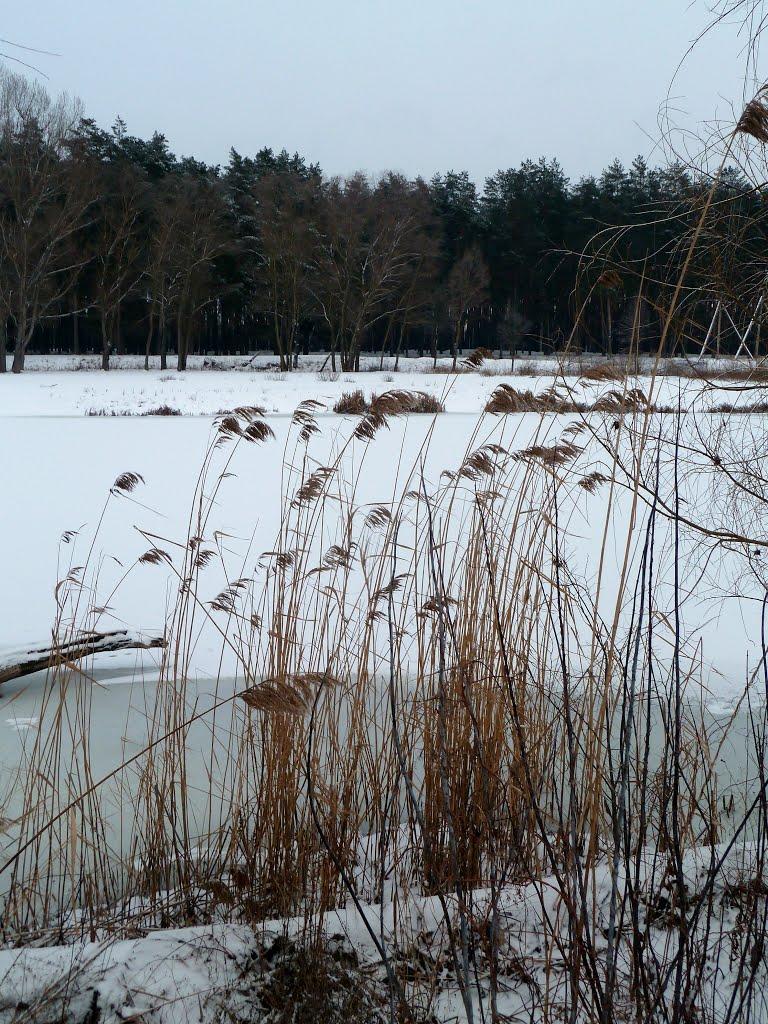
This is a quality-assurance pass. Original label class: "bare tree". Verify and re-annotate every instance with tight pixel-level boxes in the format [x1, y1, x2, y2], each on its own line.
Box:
[445, 245, 489, 369]
[143, 182, 179, 370]
[164, 176, 230, 371]
[252, 172, 318, 370]
[0, 70, 90, 371]
[496, 300, 530, 369]
[87, 163, 145, 370]
[312, 173, 434, 371]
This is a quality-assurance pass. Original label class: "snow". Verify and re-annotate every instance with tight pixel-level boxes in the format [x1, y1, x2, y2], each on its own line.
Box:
[0, 353, 526, 417]
[0, 364, 552, 418]
[0, 923, 255, 1023]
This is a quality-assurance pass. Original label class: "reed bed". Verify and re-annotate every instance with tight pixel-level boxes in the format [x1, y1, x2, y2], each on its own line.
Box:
[333, 390, 446, 415]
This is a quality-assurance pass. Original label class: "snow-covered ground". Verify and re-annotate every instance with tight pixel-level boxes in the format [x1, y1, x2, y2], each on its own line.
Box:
[0, 356, 762, 670]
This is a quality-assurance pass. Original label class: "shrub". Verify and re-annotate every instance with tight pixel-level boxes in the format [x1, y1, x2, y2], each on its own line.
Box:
[484, 386, 576, 414]
[367, 390, 445, 414]
[229, 937, 386, 1024]
[333, 390, 368, 414]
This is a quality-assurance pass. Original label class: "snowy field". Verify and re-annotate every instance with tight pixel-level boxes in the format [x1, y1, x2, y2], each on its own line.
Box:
[1, 356, 767, 1022]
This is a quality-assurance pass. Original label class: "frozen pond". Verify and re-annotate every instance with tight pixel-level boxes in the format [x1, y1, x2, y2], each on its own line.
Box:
[1, 411, 762, 682]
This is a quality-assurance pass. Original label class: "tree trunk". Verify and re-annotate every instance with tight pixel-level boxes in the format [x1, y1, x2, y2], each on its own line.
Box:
[115, 301, 124, 355]
[101, 312, 111, 371]
[72, 289, 80, 356]
[144, 306, 154, 371]
[451, 318, 461, 371]
[606, 299, 613, 357]
[292, 323, 299, 369]
[11, 336, 24, 374]
[160, 309, 167, 370]
[394, 321, 406, 372]
[274, 312, 286, 371]
[0, 630, 165, 687]
[340, 336, 351, 373]
[0, 317, 6, 373]
[287, 321, 296, 371]
[178, 315, 194, 372]
[379, 316, 395, 370]
[177, 318, 186, 372]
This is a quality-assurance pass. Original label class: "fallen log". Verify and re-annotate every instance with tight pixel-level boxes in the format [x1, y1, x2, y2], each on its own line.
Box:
[0, 630, 166, 686]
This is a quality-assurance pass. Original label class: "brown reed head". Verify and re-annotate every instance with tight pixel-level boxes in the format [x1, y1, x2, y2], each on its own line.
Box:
[737, 89, 768, 143]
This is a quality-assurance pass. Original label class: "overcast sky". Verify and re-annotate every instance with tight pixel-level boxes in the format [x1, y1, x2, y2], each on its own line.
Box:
[1, 1, 753, 183]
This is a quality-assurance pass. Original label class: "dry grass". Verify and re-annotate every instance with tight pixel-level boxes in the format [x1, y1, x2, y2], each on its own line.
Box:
[86, 404, 182, 416]
[142, 404, 182, 416]
[710, 400, 768, 413]
[579, 361, 627, 382]
[715, 365, 768, 383]
[484, 385, 581, 413]
[461, 346, 494, 369]
[483, 383, 668, 414]
[737, 91, 768, 143]
[398, 391, 445, 414]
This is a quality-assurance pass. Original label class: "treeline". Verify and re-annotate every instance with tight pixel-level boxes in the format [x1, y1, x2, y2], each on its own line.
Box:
[0, 69, 764, 373]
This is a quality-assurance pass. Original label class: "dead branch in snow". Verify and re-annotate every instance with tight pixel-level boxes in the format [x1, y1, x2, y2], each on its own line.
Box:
[0, 629, 166, 686]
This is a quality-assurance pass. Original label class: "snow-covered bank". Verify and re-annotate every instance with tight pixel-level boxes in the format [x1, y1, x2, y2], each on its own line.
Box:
[0, 363, 582, 417]
[0, 353, 759, 417]
[1, 840, 766, 1023]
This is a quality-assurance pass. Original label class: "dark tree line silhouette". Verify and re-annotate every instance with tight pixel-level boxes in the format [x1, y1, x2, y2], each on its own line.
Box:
[0, 68, 765, 372]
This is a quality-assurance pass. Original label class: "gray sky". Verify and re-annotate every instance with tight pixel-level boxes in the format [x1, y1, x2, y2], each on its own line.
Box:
[1, 0, 752, 183]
